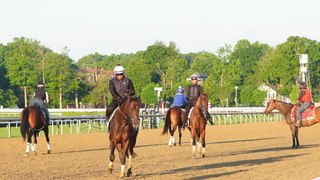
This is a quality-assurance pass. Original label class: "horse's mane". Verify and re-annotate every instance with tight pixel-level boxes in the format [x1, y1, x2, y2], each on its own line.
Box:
[273, 99, 293, 106]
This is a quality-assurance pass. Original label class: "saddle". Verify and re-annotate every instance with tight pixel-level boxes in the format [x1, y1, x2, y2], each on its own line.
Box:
[291, 104, 315, 121]
[33, 105, 47, 123]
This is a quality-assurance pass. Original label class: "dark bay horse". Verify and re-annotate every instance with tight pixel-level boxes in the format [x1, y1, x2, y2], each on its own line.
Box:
[20, 106, 51, 155]
[264, 99, 320, 148]
[161, 107, 186, 146]
[189, 93, 209, 158]
[107, 95, 141, 178]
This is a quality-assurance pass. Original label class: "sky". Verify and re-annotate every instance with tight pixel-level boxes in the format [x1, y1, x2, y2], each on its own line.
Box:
[1, 0, 319, 61]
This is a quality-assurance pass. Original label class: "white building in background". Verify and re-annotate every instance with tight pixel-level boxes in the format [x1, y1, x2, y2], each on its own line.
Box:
[258, 84, 292, 106]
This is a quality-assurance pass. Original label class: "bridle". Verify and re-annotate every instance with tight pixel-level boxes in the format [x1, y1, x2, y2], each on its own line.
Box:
[117, 99, 138, 127]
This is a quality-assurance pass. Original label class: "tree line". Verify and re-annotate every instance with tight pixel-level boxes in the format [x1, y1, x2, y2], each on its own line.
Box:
[1, 36, 320, 108]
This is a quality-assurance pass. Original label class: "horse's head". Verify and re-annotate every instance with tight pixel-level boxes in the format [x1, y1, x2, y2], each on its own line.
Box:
[196, 93, 209, 114]
[120, 95, 141, 129]
[264, 99, 276, 114]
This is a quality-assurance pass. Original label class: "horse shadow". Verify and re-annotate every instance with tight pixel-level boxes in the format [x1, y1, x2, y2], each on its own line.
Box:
[139, 153, 308, 178]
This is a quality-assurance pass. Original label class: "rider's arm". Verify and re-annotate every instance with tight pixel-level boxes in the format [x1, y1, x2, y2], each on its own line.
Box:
[298, 90, 306, 102]
[45, 92, 49, 104]
[127, 79, 136, 96]
[199, 85, 204, 95]
[109, 79, 121, 99]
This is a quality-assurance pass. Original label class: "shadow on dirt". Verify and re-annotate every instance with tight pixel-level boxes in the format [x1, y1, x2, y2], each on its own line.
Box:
[139, 153, 308, 178]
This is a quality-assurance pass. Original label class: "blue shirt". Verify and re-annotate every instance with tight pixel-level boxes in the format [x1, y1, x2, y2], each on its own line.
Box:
[173, 93, 188, 107]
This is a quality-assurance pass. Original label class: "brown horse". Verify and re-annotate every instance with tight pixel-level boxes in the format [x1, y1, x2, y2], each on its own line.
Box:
[20, 106, 51, 155]
[189, 93, 209, 158]
[161, 107, 186, 146]
[107, 95, 141, 178]
[264, 99, 320, 148]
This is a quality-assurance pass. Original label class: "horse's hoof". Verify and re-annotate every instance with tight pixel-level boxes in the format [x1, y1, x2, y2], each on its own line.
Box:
[174, 143, 176, 146]
[127, 168, 132, 177]
[107, 168, 112, 174]
[120, 172, 125, 179]
[47, 150, 51, 154]
[24, 153, 29, 157]
[34, 152, 38, 155]
[192, 153, 196, 159]
[202, 154, 206, 158]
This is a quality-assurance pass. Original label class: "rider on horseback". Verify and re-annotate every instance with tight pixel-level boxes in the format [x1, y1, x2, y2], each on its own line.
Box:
[296, 81, 312, 128]
[181, 74, 213, 129]
[30, 81, 50, 125]
[106, 64, 136, 121]
[172, 86, 188, 108]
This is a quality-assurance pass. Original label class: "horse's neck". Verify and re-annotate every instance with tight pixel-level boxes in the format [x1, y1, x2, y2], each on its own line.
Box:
[276, 103, 293, 117]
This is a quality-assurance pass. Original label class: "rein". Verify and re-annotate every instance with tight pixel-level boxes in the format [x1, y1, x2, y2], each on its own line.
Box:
[117, 100, 134, 126]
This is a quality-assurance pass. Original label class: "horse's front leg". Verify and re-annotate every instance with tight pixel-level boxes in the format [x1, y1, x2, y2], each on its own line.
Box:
[191, 129, 197, 158]
[107, 141, 116, 175]
[119, 141, 129, 178]
[295, 126, 300, 148]
[290, 124, 296, 148]
[44, 126, 51, 154]
[200, 129, 206, 158]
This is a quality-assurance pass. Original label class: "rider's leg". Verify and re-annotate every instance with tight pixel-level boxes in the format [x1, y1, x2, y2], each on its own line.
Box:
[182, 102, 192, 128]
[205, 111, 214, 125]
[106, 100, 118, 121]
[296, 103, 310, 127]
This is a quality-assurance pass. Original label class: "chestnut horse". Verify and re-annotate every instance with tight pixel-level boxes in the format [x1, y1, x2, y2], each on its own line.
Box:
[264, 99, 320, 148]
[107, 95, 141, 178]
[189, 93, 209, 158]
[20, 106, 51, 155]
[161, 107, 186, 146]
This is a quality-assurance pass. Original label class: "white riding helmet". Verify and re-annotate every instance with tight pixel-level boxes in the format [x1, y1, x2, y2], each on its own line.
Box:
[114, 64, 125, 74]
[190, 74, 198, 80]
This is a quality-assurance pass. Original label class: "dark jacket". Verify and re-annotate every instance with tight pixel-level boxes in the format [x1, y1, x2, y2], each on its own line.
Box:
[109, 76, 135, 102]
[186, 84, 203, 102]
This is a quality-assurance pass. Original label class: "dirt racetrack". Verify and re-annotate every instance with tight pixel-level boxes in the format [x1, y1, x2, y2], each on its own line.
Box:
[1, 121, 320, 180]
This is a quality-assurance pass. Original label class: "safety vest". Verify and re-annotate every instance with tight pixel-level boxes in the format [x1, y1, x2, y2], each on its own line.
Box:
[300, 89, 311, 103]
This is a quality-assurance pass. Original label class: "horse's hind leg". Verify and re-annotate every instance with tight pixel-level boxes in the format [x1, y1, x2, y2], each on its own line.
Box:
[44, 126, 51, 154]
[178, 127, 182, 146]
[30, 130, 37, 155]
[25, 132, 32, 155]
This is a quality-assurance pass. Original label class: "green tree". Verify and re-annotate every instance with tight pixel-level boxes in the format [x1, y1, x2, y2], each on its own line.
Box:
[4, 37, 42, 107]
[44, 48, 75, 108]
[0, 89, 18, 108]
[140, 83, 158, 104]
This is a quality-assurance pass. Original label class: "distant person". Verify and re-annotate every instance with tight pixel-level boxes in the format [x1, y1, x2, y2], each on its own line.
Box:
[30, 82, 50, 125]
[296, 81, 312, 128]
[172, 86, 188, 108]
[106, 64, 136, 120]
[182, 74, 213, 129]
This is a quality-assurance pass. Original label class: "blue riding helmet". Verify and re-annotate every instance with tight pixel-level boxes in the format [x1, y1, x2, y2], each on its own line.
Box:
[178, 86, 184, 93]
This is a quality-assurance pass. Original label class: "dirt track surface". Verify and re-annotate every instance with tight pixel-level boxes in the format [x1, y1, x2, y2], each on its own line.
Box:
[1, 122, 320, 180]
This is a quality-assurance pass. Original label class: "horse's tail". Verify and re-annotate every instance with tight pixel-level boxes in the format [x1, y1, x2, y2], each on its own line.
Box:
[20, 107, 30, 141]
[161, 109, 171, 135]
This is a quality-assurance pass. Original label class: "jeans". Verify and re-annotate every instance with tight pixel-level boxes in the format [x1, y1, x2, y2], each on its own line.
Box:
[30, 97, 50, 125]
[296, 103, 310, 125]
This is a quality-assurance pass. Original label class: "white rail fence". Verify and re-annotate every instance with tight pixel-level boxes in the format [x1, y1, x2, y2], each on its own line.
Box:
[0, 107, 282, 138]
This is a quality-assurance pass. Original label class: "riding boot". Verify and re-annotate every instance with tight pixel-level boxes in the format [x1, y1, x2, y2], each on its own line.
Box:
[182, 118, 189, 130]
[46, 114, 50, 126]
[207, 115, 214, 125]
[296, 118, 302, 128]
